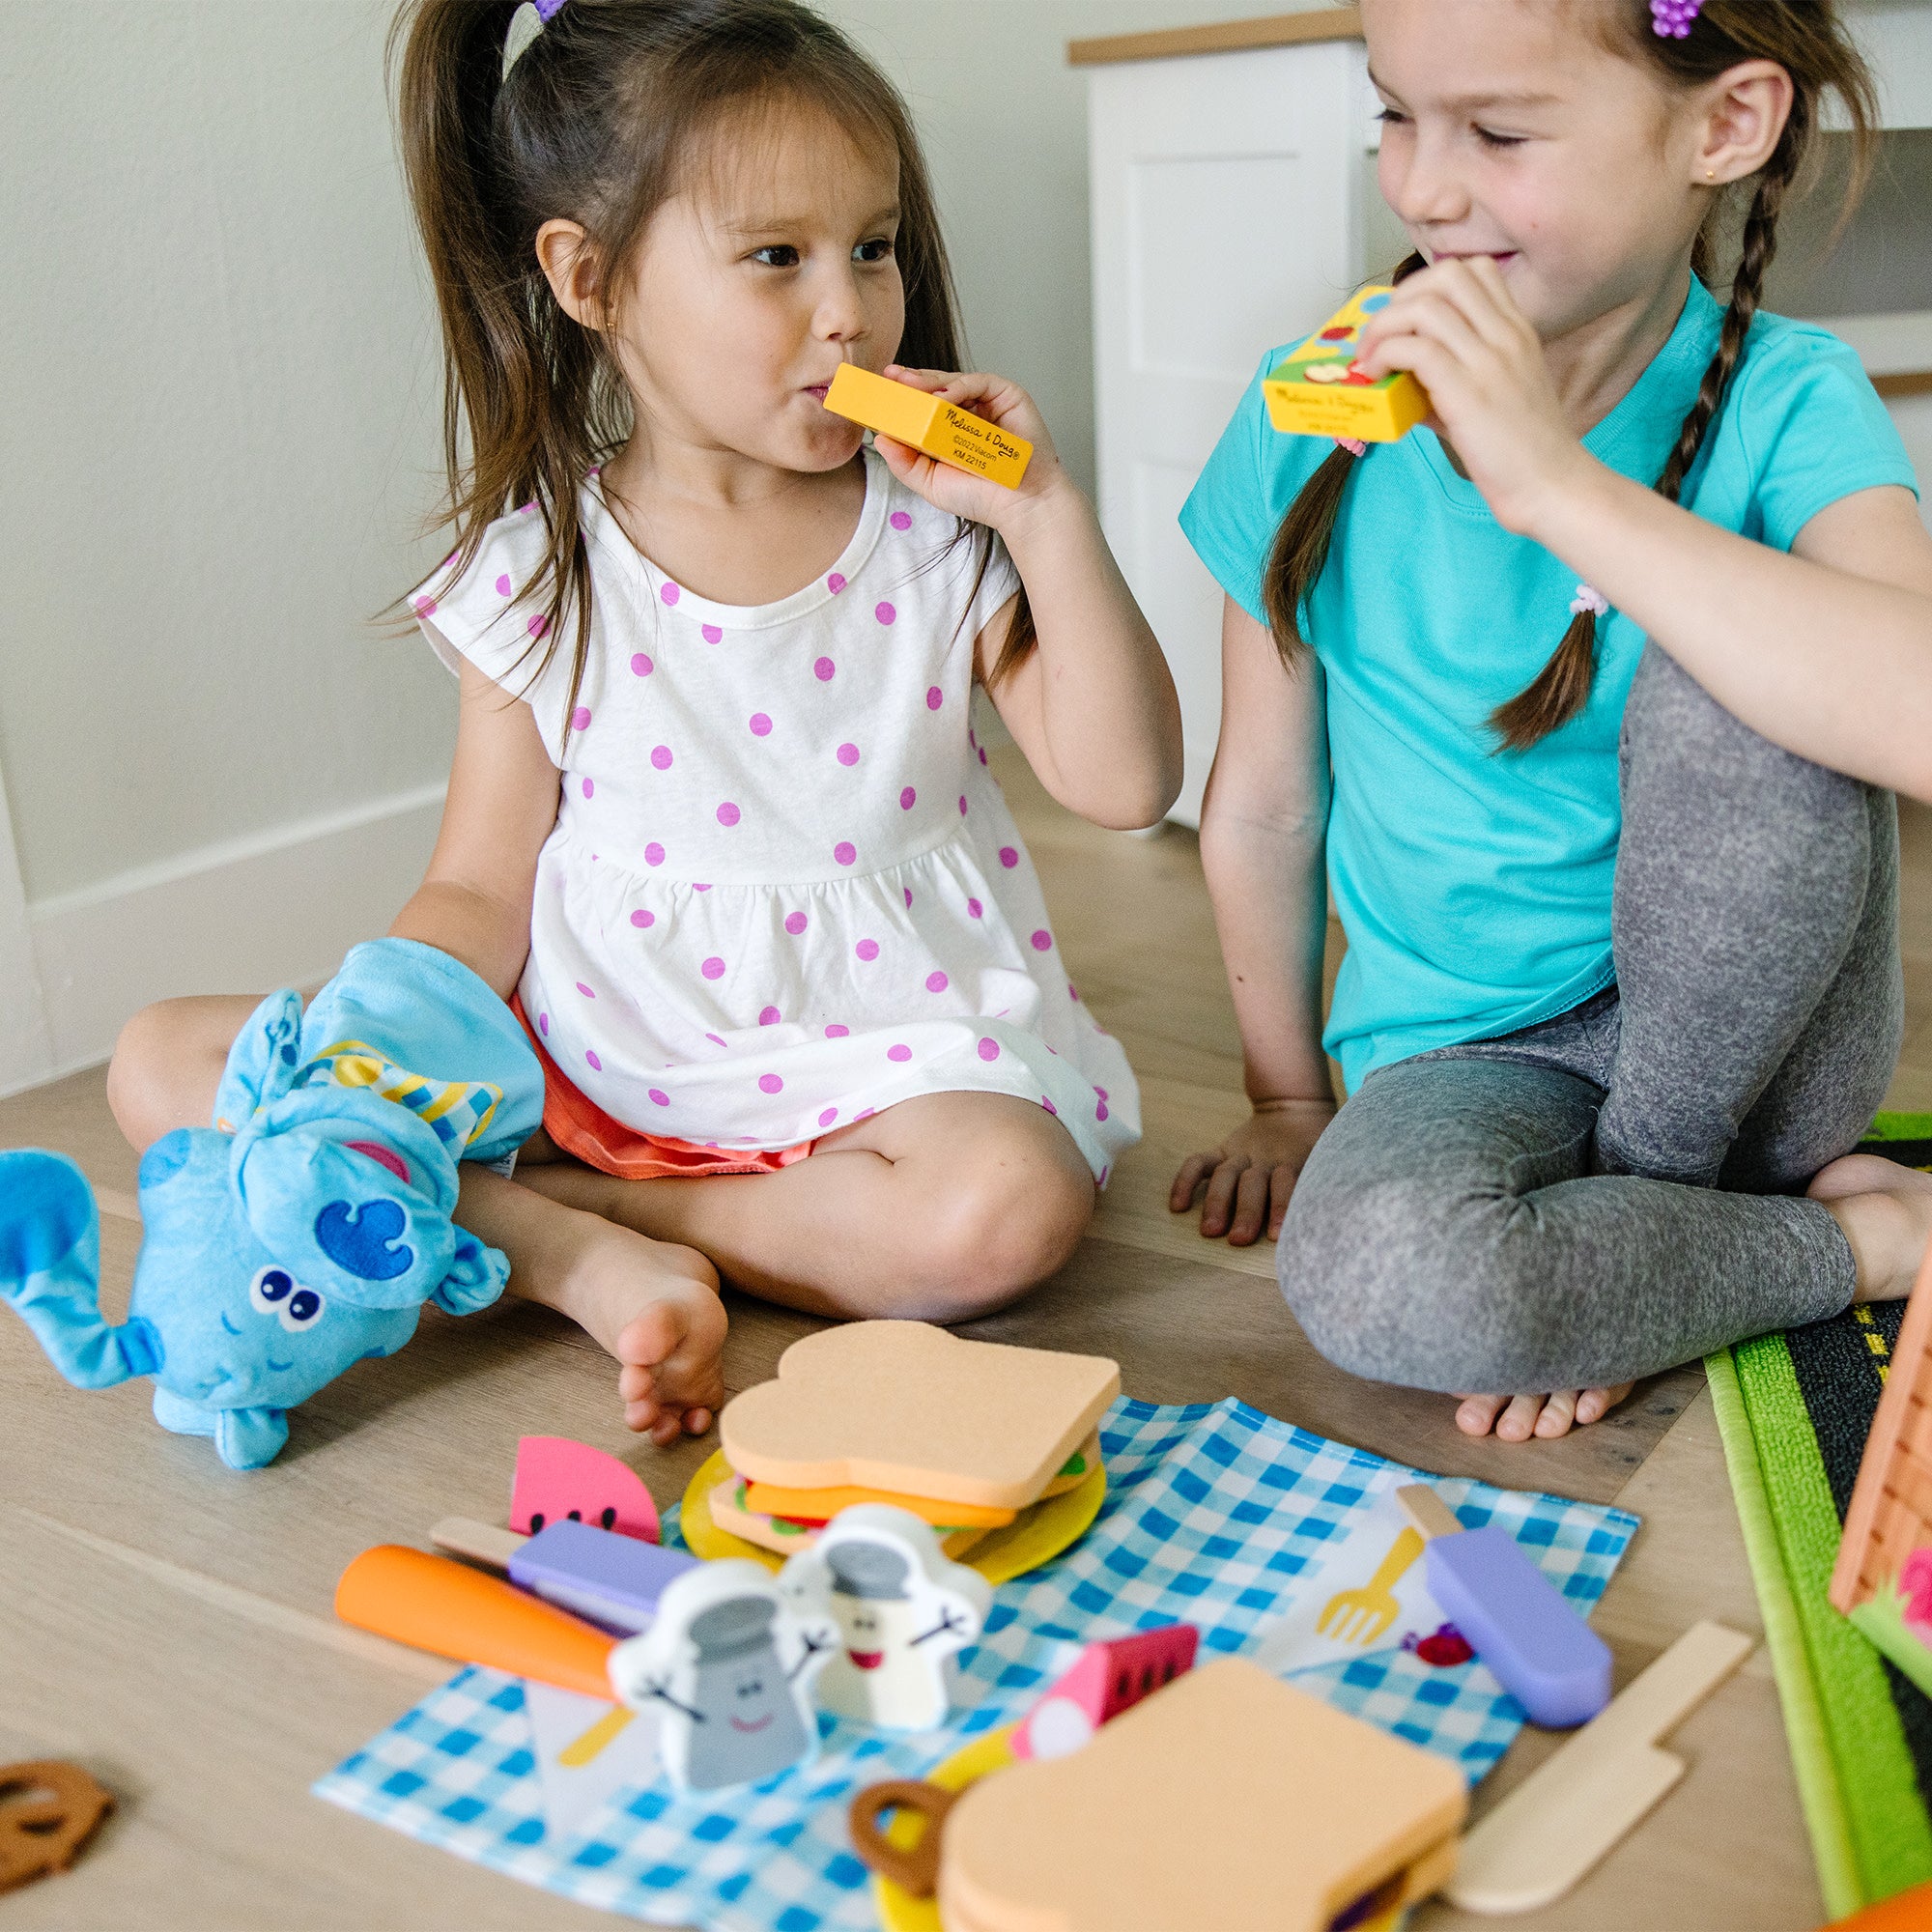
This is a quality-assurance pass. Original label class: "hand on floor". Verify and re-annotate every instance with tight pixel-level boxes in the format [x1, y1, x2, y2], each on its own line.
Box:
[1454, 1386, 1634, 1440]
[1169, 1098, 1335, 1245]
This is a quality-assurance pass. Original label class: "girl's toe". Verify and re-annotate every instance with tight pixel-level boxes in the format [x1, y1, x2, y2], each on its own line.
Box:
[1533, 1390, 1578, 1437]
[1456, 1394, 1507, 1435]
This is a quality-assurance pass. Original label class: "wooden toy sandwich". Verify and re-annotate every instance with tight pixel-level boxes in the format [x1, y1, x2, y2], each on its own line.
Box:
[711, 1321, 1117, 1560]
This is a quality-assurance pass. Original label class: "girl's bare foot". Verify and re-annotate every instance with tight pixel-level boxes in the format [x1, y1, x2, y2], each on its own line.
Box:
[1807, 1152, 1932, 1304]
[1454, 1385, 1634, 1441]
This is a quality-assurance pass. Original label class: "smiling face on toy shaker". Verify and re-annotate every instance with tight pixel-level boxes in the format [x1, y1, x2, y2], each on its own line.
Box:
[684, 1596, 814, 1788]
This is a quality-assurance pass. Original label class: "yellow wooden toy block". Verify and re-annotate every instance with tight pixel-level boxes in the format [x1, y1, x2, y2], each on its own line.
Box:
[823, 363, 1033, 489]
[1262, 286, 1432, 444]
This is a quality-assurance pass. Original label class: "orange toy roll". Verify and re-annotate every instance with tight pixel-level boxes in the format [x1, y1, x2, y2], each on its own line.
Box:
[336, 1545, 617, 1701]
[1825, 1881, 1932, 1929]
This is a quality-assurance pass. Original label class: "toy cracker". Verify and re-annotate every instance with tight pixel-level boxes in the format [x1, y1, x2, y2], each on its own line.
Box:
[937, 1659, 1466, 1932]
[0, 938, 541, 1468]
[1831, 1245, 1932, 1696]
[822, 364, 1033, 488]
[1262, 287, 1431, 444]
[606, 1561, 838, 1792]
[780, 1504, 992, 1731]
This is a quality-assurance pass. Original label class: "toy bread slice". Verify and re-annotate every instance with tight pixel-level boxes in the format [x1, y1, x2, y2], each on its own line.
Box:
[720, 1321, 1120, 1512]
[939, 1658, 1465, 1932]
[708, 1474, 988, 1561]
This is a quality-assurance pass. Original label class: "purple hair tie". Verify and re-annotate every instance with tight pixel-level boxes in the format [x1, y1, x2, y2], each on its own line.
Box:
[535, 0, 568, 19]
[1651, 0, 1701, 36]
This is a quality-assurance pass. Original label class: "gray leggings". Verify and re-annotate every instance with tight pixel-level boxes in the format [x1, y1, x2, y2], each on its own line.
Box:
[1278, 644, 1903, 1393]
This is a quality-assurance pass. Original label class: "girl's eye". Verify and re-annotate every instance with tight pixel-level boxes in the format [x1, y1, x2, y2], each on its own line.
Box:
[853, 238, 895, 265]
[1376, 107, 1408, 128]
[249, 1266, 294, 1313]
[279, 1287, 325, 1333]
[1474, 126, 1526, 150]
[752, 244, 800, 269]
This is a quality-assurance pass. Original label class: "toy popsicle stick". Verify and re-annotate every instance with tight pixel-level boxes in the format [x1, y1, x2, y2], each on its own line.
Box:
[431, 1516, 526, 1570]
[558, 1706, 635, 1768]
[335, 1545, 616, 1702]
[1395, 1484, 1463, 1542]
[1446, 1620, 1753, 1915]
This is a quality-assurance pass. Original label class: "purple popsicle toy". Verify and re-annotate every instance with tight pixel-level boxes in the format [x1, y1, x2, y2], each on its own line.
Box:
[507, 1518, 699, 1634]
[1398, 1485, 1612, 1728]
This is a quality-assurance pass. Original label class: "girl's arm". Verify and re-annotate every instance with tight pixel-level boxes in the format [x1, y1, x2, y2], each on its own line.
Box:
[390, 654, 561, 996]
[1357, 257, 1932, 795]
[1169, 597, 1338, 1245]
[872, 366, 1183, 830]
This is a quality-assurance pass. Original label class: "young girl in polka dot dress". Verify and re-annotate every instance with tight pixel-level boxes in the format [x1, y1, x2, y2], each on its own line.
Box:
[110, 0, 1179, 1441]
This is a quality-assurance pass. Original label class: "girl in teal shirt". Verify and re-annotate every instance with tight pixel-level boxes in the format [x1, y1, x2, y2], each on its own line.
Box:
[1174, 0, 1932, 1441]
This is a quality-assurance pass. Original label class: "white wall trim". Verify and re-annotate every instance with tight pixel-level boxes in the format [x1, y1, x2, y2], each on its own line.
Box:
[15, 781, 446, 1097]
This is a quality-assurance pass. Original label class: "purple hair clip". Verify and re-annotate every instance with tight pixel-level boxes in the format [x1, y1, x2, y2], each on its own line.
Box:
[1650, 0, 1702, 37]
[503, 0, 566, 77]
[535, 0, 568, 19]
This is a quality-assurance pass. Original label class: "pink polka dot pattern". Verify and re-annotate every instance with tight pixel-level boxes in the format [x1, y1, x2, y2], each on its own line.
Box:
[496, 574, 512, 597]
[904, 887, 914, 908]
[1096, 1097, 1110, 1122]
[814, 657, 837, 682]
[649, 1088, 669, 1106]
[899, 786, 917, 810]
[651, 746, 673, 771]
[818, 1106, 839, 1126]
[1068, 982, 1080, 1002]
[758, 1006, 781, 1026]
[875, 602, 897, 626]
[967, 897, 982, 919]
[631, 653, 654, 677]
[571, 705, 592, 731]
[412, 595, 437, 617]
[660, 582, 680, 606]
[979, 747, 989, 765]
[576, 981, 596, 998]
[1041, 1096, 1058, 1115]
[582, 778, 595, 799]
[825, 1024, 849, 1037]
[834, 841, 857, 866]
[958, 796, 969, 816]
[702, 624, 724, 643]
[750, 714, 773, 737]
[925, 971, 949, 993]
[705, 1033, 727, 1047]
[784, 911, 808, 936]
[537, 1011, 550, 1036]
[999, 846, 1019, 868]
[925, 687, 943, 711]
[701, 956, 725, 980]
[758, 1073, 783, 1094]
[890, 510, 913, 531]
[827, 573, 847, 595]
[585, 1050, 602, 1071]
[528, 614, 548, 639]
[695, 883, 712, 892]
[1031, 929, 1053, 952]
[837, 743, 860, 767]
[977, 1037, 1000, 1062]
[855, 938, 879, 962]
[717, 802, 741, 827]
[631, 909, 654, 928]
[644, 842, 665, 867]
[887, 1044, 912, 1063]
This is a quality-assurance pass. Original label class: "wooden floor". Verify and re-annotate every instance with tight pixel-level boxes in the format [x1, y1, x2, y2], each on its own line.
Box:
[5, 752, 1929, 1929]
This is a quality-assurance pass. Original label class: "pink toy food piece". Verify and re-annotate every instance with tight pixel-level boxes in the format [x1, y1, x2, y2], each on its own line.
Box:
[511, 1435, 661, 1544]
[1012, 1623, 1200, 1760]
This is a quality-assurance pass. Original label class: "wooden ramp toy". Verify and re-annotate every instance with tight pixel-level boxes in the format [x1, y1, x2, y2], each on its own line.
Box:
[1261, 287, 1432, 444]
[936, 1658, 1466, 1932]
[719, 1321, 1119, 1513]
[1830, 1251, 1932, 1697]
[822, 365, 1033, 489]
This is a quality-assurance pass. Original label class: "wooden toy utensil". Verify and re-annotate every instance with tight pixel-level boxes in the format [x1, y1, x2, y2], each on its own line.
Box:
[1446, 1619, 1753, 1915]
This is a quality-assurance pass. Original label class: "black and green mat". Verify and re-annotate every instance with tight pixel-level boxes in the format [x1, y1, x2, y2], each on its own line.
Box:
[1708, 1113, 1932, 1918]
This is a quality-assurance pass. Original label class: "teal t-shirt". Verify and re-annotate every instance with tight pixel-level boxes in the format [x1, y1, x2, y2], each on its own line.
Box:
[1179, 278, 1918, 1093]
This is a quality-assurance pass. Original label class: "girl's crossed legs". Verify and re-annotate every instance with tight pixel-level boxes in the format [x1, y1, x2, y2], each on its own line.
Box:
[107, 1005, 1094, 1443]
[1279, 642, 1931, 1439]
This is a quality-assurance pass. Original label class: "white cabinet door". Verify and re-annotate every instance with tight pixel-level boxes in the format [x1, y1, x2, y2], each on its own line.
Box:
[1088, 38, 1372, 825]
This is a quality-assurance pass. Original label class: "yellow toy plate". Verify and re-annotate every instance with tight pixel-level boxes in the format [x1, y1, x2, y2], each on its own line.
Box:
[873, 1722, 1021, 1932]
[678, 1449, 1106, 1585]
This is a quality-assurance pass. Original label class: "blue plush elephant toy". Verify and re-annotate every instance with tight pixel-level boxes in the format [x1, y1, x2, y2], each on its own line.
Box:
[0, 938, 544, 1469]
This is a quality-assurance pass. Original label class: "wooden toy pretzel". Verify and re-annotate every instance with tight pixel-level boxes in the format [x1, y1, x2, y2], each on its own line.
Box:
[847, 1777, 957, 1897]
[0, 1760, 113, 1893]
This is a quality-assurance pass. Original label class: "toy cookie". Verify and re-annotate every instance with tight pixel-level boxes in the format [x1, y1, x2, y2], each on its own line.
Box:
[0, 1762, 113, 1894]
[1262, 287, 1431, 443]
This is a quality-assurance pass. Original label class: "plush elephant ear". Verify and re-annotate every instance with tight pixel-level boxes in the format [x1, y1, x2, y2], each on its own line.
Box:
[0, 1150, 133, 1389]
[233, 1117, 456, 1312]
[430, 1231, 512, 1317]
[212, 989, 306, 1132]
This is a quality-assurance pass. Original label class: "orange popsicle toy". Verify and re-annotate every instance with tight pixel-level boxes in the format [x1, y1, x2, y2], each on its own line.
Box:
[335, 1544, 617, 1701]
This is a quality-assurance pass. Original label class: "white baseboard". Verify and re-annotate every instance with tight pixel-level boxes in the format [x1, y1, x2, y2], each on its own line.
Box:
[14, 782, 445, 1096]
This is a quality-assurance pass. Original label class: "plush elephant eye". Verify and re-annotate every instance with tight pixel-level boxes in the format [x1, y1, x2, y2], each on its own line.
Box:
[278, 1287, 325, 1333]
[249, 1266, 295, 1312]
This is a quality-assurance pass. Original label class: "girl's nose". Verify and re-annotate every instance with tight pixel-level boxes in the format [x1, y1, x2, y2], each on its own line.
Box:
[1385, 129, 1471, 233]
[813, 267, 869, 344]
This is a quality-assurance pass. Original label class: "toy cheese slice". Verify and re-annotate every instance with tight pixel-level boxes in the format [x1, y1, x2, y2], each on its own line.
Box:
[1830, 1246, 1932, 1696]
[823, 365, 1033, 488]
[720, 1321, 1119, 1512]
[938, 1659, 1465, 1932]
[1262, 287, 1431, 443]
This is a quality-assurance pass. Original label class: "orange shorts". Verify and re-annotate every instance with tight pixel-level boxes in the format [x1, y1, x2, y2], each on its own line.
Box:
[511, 995, 815, 1180]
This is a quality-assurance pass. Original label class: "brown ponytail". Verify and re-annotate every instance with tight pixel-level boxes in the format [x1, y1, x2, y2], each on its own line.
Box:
[1266, 0, 1879, 750]
[388, 0, 1022, 726]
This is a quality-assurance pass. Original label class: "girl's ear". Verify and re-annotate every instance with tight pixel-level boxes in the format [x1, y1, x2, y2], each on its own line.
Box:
[1695, 60, 1795, 187]
[536, 219, 604, 330]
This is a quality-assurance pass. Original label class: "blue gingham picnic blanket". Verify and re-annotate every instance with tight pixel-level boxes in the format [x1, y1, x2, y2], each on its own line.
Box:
[315, 1397, 1637, 1929]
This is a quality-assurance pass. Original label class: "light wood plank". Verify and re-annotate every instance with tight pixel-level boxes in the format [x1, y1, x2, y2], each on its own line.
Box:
[1067, 6, 1361, 67]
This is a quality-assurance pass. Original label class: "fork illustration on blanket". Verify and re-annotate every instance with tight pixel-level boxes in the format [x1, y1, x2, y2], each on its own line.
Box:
[1316, 1526, 1426, 1646]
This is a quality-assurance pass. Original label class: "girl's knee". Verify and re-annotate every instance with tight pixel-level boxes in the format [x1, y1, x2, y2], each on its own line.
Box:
[105, 996, 247, 1150]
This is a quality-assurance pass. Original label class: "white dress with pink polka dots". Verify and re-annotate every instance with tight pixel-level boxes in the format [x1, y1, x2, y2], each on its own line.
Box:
[415, 450, 1138, 1182]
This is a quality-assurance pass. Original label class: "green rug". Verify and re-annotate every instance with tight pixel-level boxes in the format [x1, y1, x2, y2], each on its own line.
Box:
[1708, 1113, 1932, 1919]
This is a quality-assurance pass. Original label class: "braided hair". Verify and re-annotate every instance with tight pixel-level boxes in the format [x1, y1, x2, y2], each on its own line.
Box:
[1261, 0, 1879, 753]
